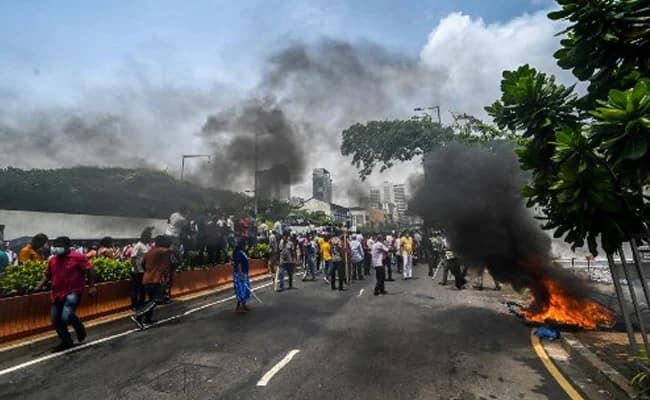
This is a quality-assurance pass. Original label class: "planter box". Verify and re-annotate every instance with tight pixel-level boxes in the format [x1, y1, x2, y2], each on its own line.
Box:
[0, 259, 268, 344]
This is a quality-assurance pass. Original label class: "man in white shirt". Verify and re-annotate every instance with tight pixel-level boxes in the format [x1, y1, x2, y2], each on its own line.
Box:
[371, 236, 389, 295]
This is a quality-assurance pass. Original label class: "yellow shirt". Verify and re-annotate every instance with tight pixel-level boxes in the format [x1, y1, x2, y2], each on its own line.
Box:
[401, 237, 414, 255]
[320, 241, 332, 261]
[18, 244, 43, 264]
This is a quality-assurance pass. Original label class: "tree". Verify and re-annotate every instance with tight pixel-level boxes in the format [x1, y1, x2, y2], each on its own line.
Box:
[485, 0, 649, 255]
[340, 113, 512, 180]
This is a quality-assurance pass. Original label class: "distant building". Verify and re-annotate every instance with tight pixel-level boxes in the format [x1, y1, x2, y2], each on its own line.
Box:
[257, 165, 290, 202]
[369, 188, 381, 209]
[312, 168, 332, 203]
[300, 198, 350, 226]
[349, 207, 367, 231]
[382, 181, 393, 204]
[393, 184, 407, 219]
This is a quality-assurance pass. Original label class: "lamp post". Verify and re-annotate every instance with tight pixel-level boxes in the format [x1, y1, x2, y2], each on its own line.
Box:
[413, 106, 441, 125]
[180, 154, 211, 181]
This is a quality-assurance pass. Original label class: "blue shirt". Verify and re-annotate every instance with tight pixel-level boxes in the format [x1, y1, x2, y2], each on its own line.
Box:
[0, 251, 9, 273]
[234, 249, 249, 274]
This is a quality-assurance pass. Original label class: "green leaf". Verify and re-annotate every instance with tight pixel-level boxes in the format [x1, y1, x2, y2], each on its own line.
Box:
[622, 135, 648, 160]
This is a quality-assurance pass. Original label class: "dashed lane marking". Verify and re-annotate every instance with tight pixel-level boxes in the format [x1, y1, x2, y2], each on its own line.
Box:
[358, 288, 365, 297]
[256, 349, 300, 386]
[0, 281, 274, 377]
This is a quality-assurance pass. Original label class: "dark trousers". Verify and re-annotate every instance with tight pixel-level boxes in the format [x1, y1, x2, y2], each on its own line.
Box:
[441, 259, 467, 288]
[384, 256, 393, 280]
[278, 263, 294, 289]
[331, 261, 345, 289]
[130, 272, 145, 309]
[51, 292, 85, 346]
[351, 262, 364, 280]
[363, 252, 371, 275]
[135, 283, 166, 324]
[374, 266, 386, 294]
[395, 254, 403, 273]
[428, 251, 440, 277]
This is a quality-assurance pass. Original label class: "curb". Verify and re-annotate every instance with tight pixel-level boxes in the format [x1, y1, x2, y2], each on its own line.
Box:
[560, 332, 640, 399]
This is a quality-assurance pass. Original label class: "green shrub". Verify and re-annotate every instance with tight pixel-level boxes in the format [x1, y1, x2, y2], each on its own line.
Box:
[91, 257, 131, 282]
[0, 260, 47, 294]
[247, 243, 270, 259]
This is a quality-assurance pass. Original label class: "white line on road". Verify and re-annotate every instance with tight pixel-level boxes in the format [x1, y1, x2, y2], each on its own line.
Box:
[0, 281, 274, 377]
[256, 349, 300, 386]
[358, 288, 365, 297]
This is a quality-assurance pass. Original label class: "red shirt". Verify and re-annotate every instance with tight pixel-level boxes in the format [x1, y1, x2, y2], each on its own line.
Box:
[46, 252, 93, 303]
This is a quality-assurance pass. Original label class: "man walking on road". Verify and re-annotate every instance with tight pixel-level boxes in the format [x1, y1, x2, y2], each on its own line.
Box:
[320, 235, 332, 284]
[277, 233, 296, 292]
[330, 234, 346, 291]
[401, 231, 414, 279]
[131, 236, 176, 329]
[371, 235, 389, 295]
[349, 234, 364, 281]
[35, 236, 97, 352]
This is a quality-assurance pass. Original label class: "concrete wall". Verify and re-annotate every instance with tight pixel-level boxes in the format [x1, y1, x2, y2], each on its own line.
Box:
[0, 209, 168, 240]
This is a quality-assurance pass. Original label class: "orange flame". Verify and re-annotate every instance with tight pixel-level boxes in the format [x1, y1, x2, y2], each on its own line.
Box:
[523, 278, 615, 329]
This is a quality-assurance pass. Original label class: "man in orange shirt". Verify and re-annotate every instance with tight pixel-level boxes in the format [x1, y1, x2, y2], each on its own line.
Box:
[18, 233, 48, 264]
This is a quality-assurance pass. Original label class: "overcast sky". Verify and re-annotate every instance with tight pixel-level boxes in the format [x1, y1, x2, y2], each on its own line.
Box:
[1, 0, 574, 204]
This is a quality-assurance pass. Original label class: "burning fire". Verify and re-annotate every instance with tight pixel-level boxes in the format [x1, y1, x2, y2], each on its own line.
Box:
[523, 278, 615, 329]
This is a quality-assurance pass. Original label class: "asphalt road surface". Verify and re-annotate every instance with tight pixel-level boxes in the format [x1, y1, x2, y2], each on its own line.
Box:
[0, 264, 570, 400]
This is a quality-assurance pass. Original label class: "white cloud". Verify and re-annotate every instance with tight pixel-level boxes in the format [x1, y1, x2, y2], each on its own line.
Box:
[419, 10, 573, 120]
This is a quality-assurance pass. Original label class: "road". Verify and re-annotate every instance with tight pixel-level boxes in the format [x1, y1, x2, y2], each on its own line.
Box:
[0, 264, 570, 400]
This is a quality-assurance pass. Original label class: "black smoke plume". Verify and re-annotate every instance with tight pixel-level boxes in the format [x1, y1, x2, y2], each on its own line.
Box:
[411, 142, 587, 308]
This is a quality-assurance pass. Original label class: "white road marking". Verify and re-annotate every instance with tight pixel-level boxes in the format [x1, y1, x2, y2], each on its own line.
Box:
[0, 281, 274, 377]
[358, 288, 365, 297]
[256, 349, 300, 386]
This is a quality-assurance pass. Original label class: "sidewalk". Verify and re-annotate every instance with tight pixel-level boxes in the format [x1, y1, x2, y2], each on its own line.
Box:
[543, 329, 646, 399]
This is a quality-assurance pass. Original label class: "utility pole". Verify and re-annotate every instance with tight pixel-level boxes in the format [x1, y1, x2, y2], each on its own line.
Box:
[253, 131, 259, 243]
[180, 154, 211, 181]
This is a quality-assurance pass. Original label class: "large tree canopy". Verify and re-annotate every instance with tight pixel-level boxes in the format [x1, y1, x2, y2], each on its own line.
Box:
[486, 0, 649, 254]
[340, 113, 513, 180]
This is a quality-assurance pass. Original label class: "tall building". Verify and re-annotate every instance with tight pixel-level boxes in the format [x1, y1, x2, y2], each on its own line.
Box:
[382, 181, 393, 204]
[368, 188, 381, 209]
[393, 184, 407, 218]
[257, 164, 291, 202]
[312, 168, 332, 203]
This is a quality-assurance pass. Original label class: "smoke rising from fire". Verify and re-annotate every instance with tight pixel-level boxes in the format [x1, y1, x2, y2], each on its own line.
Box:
[411, 142, 589, 307]
[197, 38, 444, 193]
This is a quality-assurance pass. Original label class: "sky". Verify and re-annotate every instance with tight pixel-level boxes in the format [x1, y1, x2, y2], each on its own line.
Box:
[0, 0, 573, 204]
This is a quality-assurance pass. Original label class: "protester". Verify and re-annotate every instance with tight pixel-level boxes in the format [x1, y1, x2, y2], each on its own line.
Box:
[428, 232, 443, 278]
[0, 245, 9, 274]
[233, 238, 251, 313]
[302, 235, 317, 281]
[268, 230, 280, 289]
[131, 236, 176, 329]
[349, 234, 364, 281]
[363, 235, 373, 276]
[371, 235, 389, 295]
[18, 233, 48, 264]
[320, 235, 332, 284]
[165, 207, 189, 248]
[400, 231, 414, 279]
[384, 235, 395, 282]
[330, 234, 345, 291]
[97, 236, 118, 258]
[130, 228, 152, 310]
[34, 236, 96, 352]
[277, 233, 295, 292]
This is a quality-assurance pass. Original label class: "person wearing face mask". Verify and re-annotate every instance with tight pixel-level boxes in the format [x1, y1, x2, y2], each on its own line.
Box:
[34, 236, 97, 352]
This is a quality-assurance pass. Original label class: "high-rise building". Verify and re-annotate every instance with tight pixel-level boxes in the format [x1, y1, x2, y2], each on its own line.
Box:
[382, 181, 393, 204]
[257, 164, 291, 202]
[312, 168, 332, 203]
[393, 184, 407, 218]
[369, 188, 381, 209]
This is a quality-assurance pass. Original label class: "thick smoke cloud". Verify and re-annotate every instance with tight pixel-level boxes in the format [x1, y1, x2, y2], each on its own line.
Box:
[198, 38, 445, 196]
[411, 142, 587, 306]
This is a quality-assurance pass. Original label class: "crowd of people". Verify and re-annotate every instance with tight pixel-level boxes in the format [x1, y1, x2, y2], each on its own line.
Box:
[0, 206, 501, 353]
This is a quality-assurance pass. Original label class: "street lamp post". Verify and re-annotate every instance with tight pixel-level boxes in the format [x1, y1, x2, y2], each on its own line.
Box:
[180, 154, 211, 181]
[413, 106, 441, 125]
